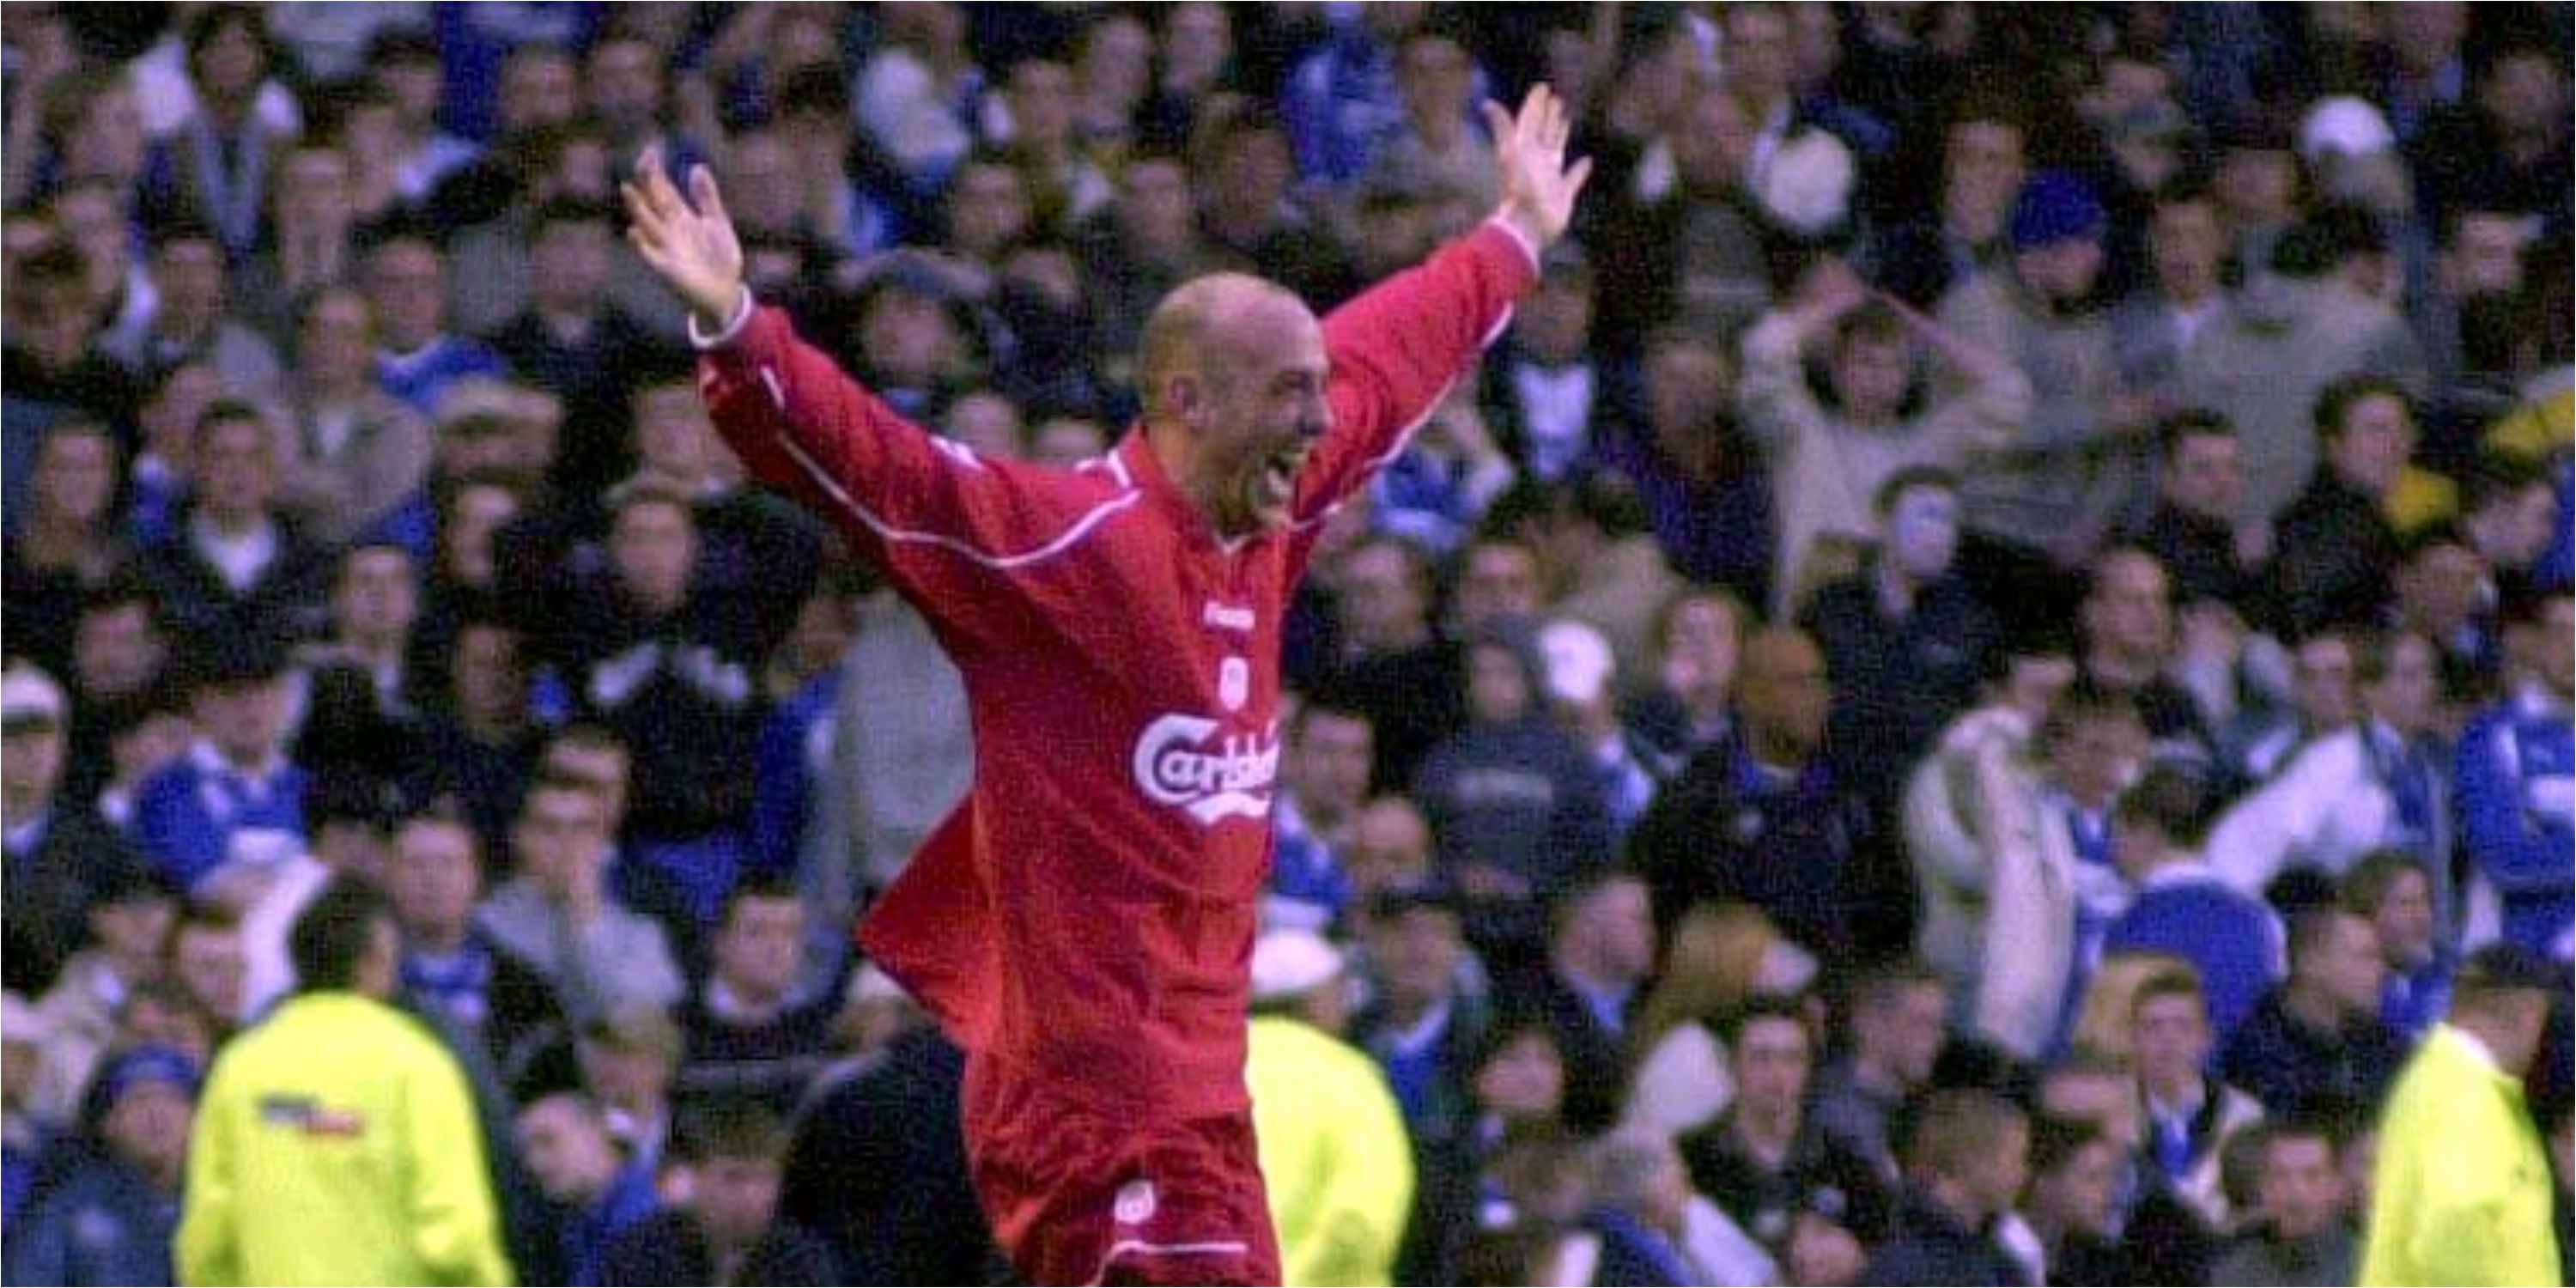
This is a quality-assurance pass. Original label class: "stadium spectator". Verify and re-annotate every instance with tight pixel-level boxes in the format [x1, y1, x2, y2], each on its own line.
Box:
[598, 1098, 837, 1285]
[2342, 848, 2457, 1041]
[1592, 325, 1776, 606]
[2220, 908, 2409, 1115]
[2101, 765, 2286, 1041]
[1244, 927, 1417, 1287]
[2125, 966, 2269, 1226]
[1941, 169, 2137, 590]
[777, 980, 999, 1285]
[386, 812, 572, 1096]
[364, 222, 509, 420]
[4, 419, 132, 679]
[1622, 586, 1749, 767]
[2267, 375, 2417, 638]
[29, 866, 176, 1126]
[1800, 466, 2004, 811]
[130, 631, 308, 904]
[1679, 995, 1889, 1273]
[517, 1090, 659, 1286]
[1347, 878, 1489, 1285]
[1502, 866, 1656, 1135]
[1627, 902, 1812, 1140]
[2454, 589, 2575, 959]
[1742, 261, 2029, 615]
[2123, 410, 2270, 617]
[1415, 620, 1612, 964]
[1479, 245, 1608, 485]
[478, 773, 686, 1025]
[1583, 1124, 1777, 1286]
[2206, 629, 2450, 902]
[2209, 1119, 2356, 1287]
[137, 400, 337, 650]
[2, 1045, 195, 1287]
[1862, 1087, 2030, 1286]
[1631, 625, 1901, 966]
[675, 878, 835, 1117]
[178, 879, 513, 1286]
[3, 662, 155, 995]
[275, 287, 435, 546]
[1812, 963, 1951, 1184]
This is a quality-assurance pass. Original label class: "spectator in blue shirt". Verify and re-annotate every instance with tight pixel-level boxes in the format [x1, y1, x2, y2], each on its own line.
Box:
[2454, 589, 2574, 958]
[517, 1090, 661, 1287]
[131, 632, 307, 902]
[2342, 848, 2456, 1040]
[2102, 762, 2285, 1042]
[2, 1046, 195, 1287]
[363, 223, 508, 421]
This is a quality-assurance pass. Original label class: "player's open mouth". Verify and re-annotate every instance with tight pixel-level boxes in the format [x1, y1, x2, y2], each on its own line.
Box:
[1260, 446, 1309, 507]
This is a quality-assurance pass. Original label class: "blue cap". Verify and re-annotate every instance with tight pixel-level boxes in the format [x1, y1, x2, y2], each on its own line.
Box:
[2010, 171, 2107, 251]
[96, 1045, 200, 1107]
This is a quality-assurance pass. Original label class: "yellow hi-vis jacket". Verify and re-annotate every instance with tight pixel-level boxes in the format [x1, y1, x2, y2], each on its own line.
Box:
[2360, 1023, 2561, 1287]
[179, 992, 514, 1286]
[1248, 1015, 1417, 1287]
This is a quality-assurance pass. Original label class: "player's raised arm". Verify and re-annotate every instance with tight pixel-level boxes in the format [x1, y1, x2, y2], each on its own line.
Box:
[1297, 86, 1593, 519]
[623, 149, 1119, 647]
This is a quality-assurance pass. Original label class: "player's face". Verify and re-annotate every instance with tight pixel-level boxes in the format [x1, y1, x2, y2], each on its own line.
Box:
[1198, 298, 1330, 538]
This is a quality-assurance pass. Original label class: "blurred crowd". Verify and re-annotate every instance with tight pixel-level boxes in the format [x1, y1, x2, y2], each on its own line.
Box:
[1, 2, 2572, 1285]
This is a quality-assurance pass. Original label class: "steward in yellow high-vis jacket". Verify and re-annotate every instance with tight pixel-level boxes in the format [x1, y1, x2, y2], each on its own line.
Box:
[2360, 944, 2563, 1288]
[179, 880, 514, 1286]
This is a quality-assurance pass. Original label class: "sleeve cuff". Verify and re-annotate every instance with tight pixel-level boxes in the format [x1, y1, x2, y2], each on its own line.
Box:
[687, 285, 756, 350]
[1482, 216, 1543, 276]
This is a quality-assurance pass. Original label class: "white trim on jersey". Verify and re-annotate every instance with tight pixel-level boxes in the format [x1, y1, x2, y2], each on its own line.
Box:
[762, 364, 1142, 571]
[1086, 1239, 1255, 1286]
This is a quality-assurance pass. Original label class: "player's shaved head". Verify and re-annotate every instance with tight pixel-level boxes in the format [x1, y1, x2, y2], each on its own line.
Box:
[1139, 273, 1312, 420]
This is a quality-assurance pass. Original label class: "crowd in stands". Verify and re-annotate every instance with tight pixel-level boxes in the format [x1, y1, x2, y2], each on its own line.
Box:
[2, 2, 2572, 1285]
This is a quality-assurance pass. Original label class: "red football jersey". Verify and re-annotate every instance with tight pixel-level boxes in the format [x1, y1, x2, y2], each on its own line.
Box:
[699, 222, 1536, 1118]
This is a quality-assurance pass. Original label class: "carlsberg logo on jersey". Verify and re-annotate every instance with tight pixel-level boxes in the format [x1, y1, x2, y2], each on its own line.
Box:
[1133, 715, 1280, 824]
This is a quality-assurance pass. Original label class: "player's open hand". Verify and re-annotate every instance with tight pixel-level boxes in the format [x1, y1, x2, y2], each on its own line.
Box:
[1483, 83, 1593, 252]
[622, 147, 744, 332]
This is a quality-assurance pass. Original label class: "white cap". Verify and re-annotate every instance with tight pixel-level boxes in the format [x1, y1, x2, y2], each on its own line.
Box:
[1249, 928, 1344, 1002]
[2299, 95, 2396, 161]
[1537, 618, 1618, 708]
[1, 664, 66, 728]
[1757, 128, 1856, 237]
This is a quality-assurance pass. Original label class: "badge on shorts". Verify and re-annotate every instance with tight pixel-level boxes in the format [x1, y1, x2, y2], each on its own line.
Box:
[1115, 1179, 1158, 1227]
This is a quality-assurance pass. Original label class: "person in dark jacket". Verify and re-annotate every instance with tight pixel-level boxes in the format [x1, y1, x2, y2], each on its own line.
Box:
[1413, 620, 1613, 970]
[1798, 466, 2002, 821]
[526, 483, 811, 920]
[2219, 908, 2409, 1115]
[777, 1003, 1005, 1285]
[134, 400, 337, 651]
[3, 1046, 195, 1287]
[2123, 410, 2269, 617]
[1496, 867, 1658, 1136]
[673, 879, 837, 1116]
[1, 662, 156, 994]
[599, 1098, 835, 1286]
[2266, 375, 2415, 638]
[1680, 998, 1892, 1265]
[1628, 625, 1910, 965]
[1862, 1088, 2032, 1286]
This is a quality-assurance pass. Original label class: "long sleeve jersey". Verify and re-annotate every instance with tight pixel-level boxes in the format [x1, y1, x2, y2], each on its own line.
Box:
[696, 222, 1536, 1119]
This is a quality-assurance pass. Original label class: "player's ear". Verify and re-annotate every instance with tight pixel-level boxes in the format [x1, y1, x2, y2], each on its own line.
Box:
[1168, 373, 1210, 433]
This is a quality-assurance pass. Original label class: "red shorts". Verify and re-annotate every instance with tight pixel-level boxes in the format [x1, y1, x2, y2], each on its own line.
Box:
[963, 1055, 1282, 1286]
